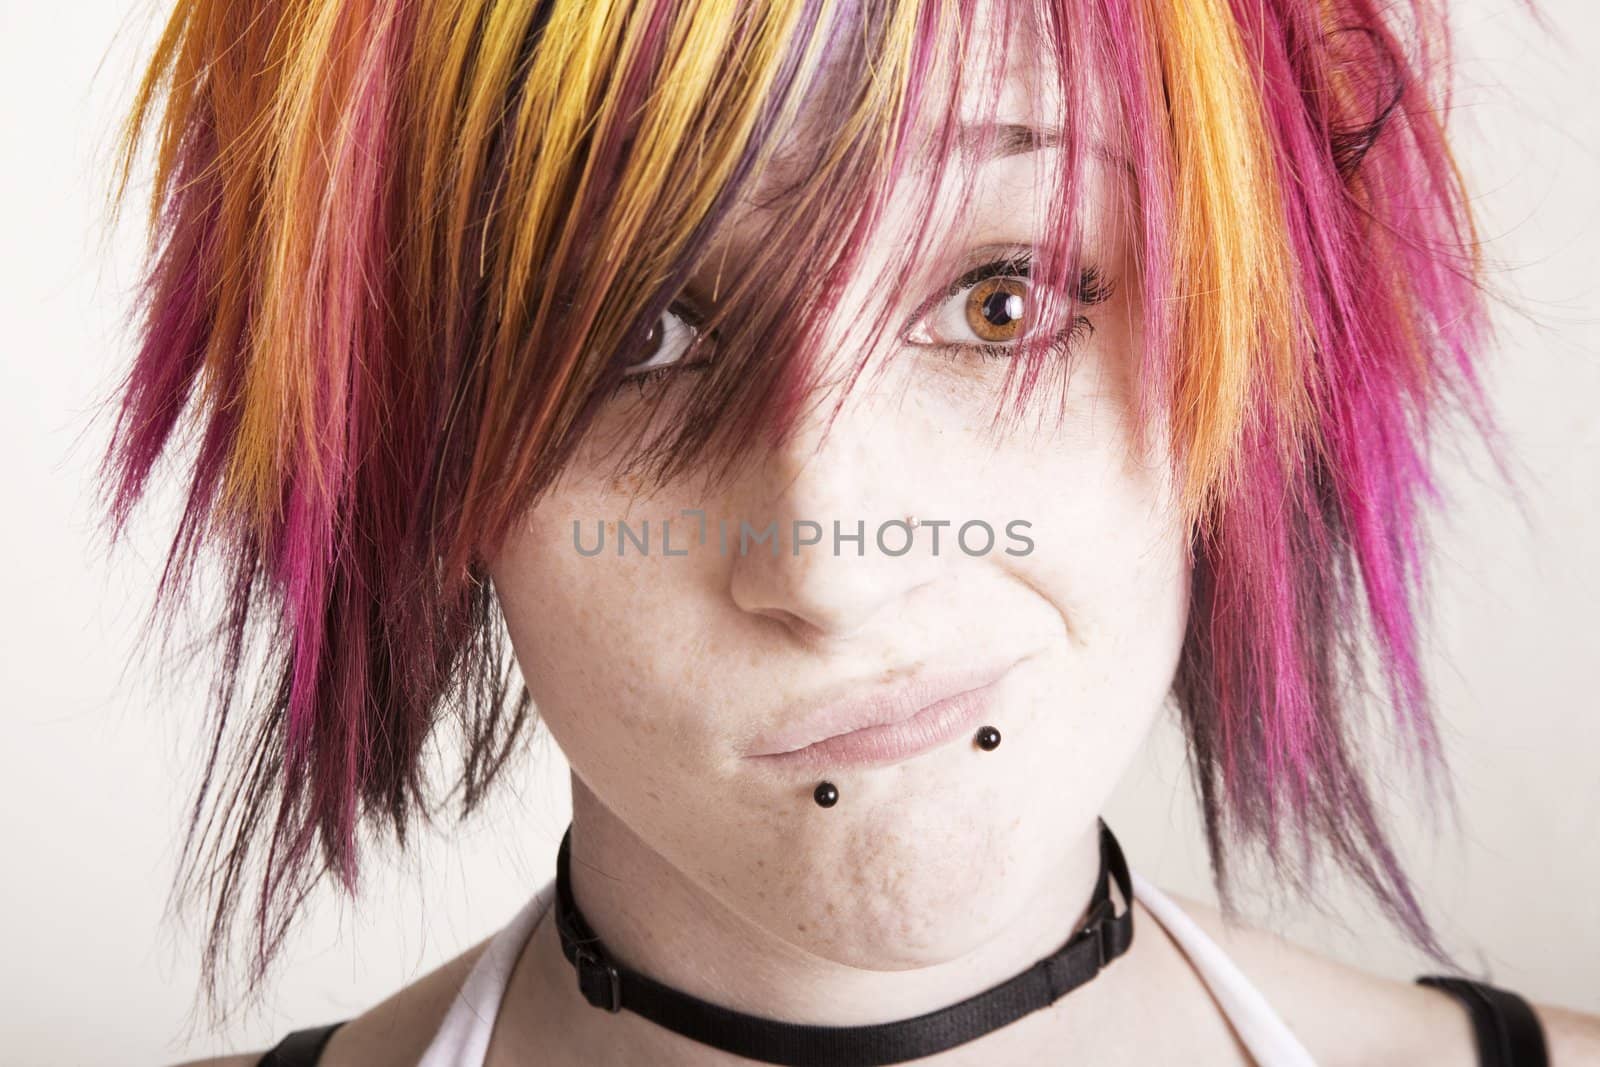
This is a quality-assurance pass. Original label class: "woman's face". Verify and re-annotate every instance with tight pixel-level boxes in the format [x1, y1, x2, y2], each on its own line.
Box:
[487, 25, 1191, 970]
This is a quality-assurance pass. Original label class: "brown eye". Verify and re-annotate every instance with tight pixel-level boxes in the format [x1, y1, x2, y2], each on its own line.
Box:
[621, 304, 704, 378]
[905, 253, 1112, 358]
[964, 278, 1029, 343]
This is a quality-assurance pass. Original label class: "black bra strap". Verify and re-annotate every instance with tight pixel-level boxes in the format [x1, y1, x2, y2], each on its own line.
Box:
[1415, 976, 1548, 1067]
[256, 1021, 346, 1067]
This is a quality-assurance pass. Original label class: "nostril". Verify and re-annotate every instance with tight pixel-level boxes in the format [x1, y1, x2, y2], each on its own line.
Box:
[751, 605, 865, 648]
[752, 606, 817, 637]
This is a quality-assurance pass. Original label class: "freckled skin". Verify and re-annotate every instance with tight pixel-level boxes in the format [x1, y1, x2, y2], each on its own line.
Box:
[497, 246, 1181, 959]
[489, 211, 1189, 983]
[483, 0, 1191, 1041]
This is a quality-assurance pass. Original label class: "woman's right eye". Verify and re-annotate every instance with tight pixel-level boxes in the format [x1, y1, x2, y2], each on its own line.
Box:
[618, 303, 711, 384]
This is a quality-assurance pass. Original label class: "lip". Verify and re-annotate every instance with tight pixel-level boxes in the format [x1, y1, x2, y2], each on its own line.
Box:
[743, 659, 1020, 771]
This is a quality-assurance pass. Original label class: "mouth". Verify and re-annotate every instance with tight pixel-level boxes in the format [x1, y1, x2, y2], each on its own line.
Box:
[743, 658, 1021, 772]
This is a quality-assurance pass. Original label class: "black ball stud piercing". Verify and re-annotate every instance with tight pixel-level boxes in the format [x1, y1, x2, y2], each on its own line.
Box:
[811, 726, 1002, 807]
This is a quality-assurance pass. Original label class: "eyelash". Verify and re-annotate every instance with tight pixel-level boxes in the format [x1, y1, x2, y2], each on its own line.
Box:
[924, 254, 1113, 366]
[613, 305, 710, 394]
[611, 254, 1113, 394]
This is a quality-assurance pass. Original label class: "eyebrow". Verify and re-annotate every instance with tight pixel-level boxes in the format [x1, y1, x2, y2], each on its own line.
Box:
[957, 121, 1067, 162]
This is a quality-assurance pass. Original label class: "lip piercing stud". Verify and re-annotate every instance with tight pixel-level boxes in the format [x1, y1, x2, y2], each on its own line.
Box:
[813, 728, 1001, 807]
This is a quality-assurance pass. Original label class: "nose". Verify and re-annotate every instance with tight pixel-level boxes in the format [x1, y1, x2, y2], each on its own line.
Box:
[726, 366, 943, 645]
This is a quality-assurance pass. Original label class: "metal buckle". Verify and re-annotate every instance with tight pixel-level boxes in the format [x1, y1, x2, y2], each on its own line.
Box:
[573, 944, 622, 1012]
[1083, 897, 1114, 968]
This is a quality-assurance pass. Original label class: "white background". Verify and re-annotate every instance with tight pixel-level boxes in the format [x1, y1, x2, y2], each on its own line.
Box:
[1, 1, 1595, 1062]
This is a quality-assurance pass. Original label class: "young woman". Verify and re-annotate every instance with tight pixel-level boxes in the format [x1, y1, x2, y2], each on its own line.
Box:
[98, 0, 1598, 1063]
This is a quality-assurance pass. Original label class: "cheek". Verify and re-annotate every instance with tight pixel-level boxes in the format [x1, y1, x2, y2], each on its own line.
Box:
[983, 331, 1190, 746]
[489, 495, 698, 780]
[1019, 419, 1187, 644]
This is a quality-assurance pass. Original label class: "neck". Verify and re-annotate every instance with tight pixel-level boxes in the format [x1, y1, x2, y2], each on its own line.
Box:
[508, 775, 1139, 1065]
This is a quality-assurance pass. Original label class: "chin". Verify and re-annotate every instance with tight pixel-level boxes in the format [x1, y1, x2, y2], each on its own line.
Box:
[755, 803, 1029, 969]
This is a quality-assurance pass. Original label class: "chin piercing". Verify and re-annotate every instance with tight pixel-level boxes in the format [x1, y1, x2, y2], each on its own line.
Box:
[813, 781, 839, 807]
[975, 725, 1001, 750]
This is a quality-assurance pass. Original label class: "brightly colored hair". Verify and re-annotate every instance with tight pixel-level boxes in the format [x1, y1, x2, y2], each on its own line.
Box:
[97, 0, 1516, 1004]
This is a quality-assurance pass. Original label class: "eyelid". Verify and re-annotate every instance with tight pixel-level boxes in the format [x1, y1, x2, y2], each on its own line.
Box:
[940, 252, 1035, 300]
[670, 294, 710, 329]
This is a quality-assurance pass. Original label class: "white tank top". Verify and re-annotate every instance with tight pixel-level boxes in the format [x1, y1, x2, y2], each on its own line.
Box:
[417, 871, 1318, 1067]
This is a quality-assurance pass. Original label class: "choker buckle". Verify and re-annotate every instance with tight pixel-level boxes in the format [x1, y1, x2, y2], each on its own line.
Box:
[573, 944, 623, 1012]
[1082, 896, 1116, 968]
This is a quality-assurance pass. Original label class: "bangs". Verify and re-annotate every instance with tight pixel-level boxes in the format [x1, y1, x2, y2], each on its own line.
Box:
[431, 0, 1408, 558]
[473, 0, 1120, 533]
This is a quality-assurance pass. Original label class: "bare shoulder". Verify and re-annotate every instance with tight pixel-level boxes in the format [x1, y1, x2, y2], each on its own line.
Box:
[1529, 999, 1600, 1066]
[170, 937, 494, 1067]
[1149, 888, 1600, 1067]
[318, 935, 496, 1067]
[1143, 888, 1457, 1065]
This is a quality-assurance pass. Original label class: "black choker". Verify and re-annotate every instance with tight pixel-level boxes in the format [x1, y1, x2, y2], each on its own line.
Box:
[552, 818, 1134, 1066]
